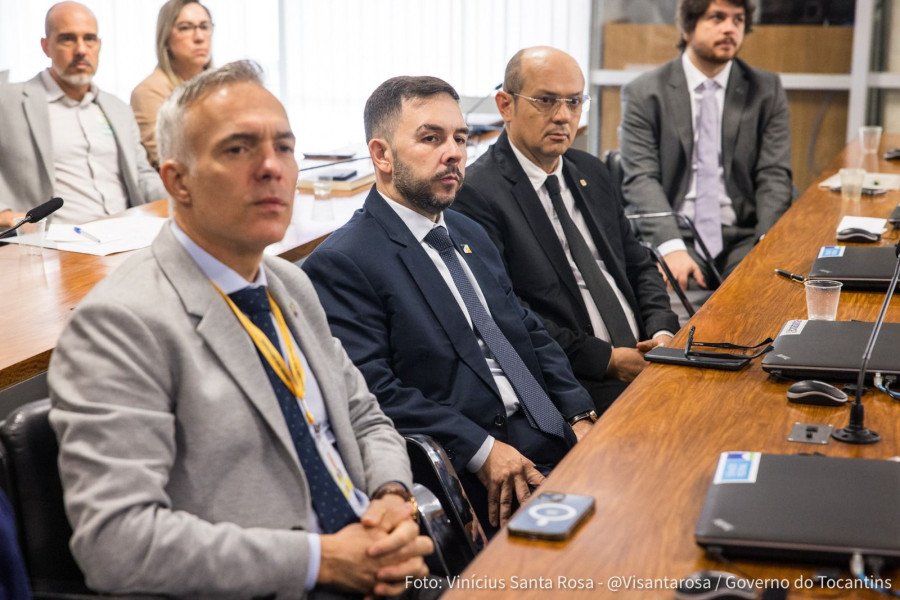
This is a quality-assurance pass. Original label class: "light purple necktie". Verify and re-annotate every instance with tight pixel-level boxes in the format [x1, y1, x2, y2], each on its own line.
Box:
[694, 79, 723, 258]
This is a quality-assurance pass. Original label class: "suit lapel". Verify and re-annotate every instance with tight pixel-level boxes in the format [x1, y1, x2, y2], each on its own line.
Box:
[666, 61, 694, 163]
[491, 133, 582, 302]
[22, 77, 54, 188]
[152, 226, 303, 474]
[365, 192, 501, 396]
[97, 93, 139, 205]
[722, 61, 749, 194]
[562, 159, 640, 312]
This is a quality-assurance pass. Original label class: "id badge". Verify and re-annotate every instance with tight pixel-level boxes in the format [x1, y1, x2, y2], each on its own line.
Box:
[314, 432, 367, 515]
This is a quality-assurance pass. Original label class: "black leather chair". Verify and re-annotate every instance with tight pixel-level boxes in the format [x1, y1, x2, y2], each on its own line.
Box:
[405, 434, 486, 577]
[0, 399, 96, 598]
[604, 149, 718, 321]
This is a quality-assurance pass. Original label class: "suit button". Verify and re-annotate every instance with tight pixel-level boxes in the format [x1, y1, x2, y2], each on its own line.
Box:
[493, 414, 506, 427]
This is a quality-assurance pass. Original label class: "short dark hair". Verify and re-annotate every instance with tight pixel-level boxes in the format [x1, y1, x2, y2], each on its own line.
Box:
[364, 76, 459, 141]
[677, 0, 755, 51]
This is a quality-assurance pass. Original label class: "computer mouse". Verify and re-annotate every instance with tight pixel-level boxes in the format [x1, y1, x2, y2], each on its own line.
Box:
[786, 379, 849, 406]
[674, 570, 755, 599]
[836, 227, 881, 243]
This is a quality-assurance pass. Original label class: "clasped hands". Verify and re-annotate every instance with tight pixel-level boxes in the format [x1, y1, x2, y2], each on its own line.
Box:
[318, 493, 432, 598]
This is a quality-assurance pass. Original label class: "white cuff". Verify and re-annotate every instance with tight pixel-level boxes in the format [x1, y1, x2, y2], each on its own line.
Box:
[467, 436, 494, 473]
[657, 238, 688, 256]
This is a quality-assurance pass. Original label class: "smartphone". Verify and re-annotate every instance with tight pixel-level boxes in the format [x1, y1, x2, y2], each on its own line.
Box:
[507, 492, 595, 541]
[325, 169, 358, 181]
[644, 346, 750, 371]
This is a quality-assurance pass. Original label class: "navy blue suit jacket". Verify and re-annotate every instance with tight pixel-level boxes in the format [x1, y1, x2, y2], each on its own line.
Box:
[302, 188, 593, 473]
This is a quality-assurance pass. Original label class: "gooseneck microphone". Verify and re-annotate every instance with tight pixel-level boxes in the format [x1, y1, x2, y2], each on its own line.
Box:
[0, 197, 64, 238]
[831, 240, 900, 444]
[465, 83, 503, 135]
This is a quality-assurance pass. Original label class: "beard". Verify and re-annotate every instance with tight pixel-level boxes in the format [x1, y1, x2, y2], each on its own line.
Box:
[54, 62, 95, 87]
[392, 155, 463, 217]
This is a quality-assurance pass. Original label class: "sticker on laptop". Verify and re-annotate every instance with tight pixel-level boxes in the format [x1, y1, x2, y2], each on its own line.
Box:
[712, 451, 761, 485]
[817, 245, 845, 258]
[778, 320, 807, 336]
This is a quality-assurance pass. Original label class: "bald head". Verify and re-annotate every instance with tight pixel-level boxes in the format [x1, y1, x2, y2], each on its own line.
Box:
[45, 1, 96, 37]
[503, 46, 583, 95]
[497, 46, 586, 173]
[41, 1, 101, 100]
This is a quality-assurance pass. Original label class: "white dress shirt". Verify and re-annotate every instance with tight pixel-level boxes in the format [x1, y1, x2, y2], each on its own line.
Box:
[383, 193, 522, 473]
[658, 54, 738, 256]
[508, 141, 642, 344]
[40, 70, 129, 225]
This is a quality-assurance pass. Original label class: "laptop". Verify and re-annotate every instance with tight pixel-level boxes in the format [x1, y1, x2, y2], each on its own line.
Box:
[807, 246, 899, 290]
[695, 452, 900, 564]
[761, 319, 900, 381]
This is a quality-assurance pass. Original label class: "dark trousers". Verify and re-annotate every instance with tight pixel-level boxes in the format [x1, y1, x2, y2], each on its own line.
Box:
[461, 410, 573, 538]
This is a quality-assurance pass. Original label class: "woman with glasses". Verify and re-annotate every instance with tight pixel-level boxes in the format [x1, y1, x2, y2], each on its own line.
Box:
[131, 0, 213, 169]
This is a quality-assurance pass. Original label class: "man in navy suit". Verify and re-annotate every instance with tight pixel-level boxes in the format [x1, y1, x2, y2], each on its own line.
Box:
[303, 76, 596, 534]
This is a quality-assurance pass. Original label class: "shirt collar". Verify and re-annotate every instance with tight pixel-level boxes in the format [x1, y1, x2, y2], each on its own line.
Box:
[169, 220, 267, 294]
[40, 68, 98, 107]
[378, 190, 449, 243]
[508, 137, 565, 193]
[681, 52, 732, 93]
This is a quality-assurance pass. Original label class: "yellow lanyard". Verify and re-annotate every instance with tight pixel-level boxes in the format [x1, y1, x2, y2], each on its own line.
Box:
[216, 286, 314, 425]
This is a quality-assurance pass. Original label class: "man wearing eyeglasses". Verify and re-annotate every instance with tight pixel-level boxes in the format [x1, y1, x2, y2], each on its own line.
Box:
[0, 1, 165, 227]
[454, 47, 679, 414]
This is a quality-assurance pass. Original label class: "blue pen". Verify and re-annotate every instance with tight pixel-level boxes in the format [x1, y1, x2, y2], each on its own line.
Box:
[73, 226, 102, 243]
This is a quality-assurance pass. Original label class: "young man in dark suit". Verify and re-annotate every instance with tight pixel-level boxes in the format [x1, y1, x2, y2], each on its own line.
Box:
[303, 76, 596, 534]
[454, 47, 679, 414]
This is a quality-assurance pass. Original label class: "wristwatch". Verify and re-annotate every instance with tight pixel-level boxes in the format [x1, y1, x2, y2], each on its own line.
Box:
[372, 482, 419, 522]
[568, 410, 599, 427]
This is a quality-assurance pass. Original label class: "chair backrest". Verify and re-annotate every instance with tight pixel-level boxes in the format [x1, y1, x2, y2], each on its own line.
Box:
[405, 434, 486, 576]
[603, 148, 624, 193]
[0, 399, 92, 596]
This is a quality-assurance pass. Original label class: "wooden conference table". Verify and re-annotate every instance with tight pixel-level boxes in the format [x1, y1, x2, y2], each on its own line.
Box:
[0, 187, 369, 390]
[445, 140, 900, 599]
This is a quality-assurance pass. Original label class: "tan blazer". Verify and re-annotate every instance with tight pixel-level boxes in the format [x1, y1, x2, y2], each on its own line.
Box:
[49, 225, 411, 598]
[130, 67, 175, 169]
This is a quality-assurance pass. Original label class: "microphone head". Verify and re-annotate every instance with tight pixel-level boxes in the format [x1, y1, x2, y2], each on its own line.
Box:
[25, 197, 64, 223]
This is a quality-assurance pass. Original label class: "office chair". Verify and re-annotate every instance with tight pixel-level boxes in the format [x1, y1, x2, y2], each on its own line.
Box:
[0, 399, 100, 598]
[604, 149, 720, 320]
[405, 434, 486, 576]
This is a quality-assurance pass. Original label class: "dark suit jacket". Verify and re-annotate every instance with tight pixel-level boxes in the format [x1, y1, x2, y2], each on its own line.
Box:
[454, 132, 678, 398]
[620, 57, 792, 247]
[302, 188, 593, 476]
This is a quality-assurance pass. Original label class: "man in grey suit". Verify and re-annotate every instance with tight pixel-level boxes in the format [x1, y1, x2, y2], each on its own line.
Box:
[49, 60, 431, 598]
[620, 0, 792, 290]
[0, 1, 165, 227]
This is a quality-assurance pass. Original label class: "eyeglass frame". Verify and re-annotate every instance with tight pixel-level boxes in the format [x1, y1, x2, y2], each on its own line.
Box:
[510, 92, 590, 113]
[173, 21, 214, 35]
[684, 326, 773, 360]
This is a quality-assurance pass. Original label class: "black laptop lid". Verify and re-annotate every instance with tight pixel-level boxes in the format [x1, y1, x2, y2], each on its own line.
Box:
[695, 453, 900, 563]
[808, 246, 898, 289]
[761, 320, 900, 381]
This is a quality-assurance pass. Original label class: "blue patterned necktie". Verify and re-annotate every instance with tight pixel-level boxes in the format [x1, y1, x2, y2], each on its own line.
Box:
[694, 79, 724, 258]
[228, 286, 358, 533]
[423, 226, 568, 440]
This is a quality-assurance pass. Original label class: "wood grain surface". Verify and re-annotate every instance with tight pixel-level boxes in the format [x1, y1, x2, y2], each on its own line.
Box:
[443, 138, 900, 599]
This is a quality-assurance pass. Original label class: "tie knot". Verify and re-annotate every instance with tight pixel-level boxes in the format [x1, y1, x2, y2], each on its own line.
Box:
[228, 286, 271, 316]
[701, 79, 717, 93]
[423, 225, 455, 253]
[544, 174, 561, 196]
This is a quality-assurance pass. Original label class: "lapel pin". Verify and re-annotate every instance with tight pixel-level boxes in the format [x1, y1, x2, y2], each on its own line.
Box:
[580, 179, 588, 187]
[289, 301, 299, 317]
[462, 244, 473, 254]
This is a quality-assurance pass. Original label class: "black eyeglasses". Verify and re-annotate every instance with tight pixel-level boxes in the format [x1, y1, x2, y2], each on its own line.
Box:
[684, 326, 774, 360]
